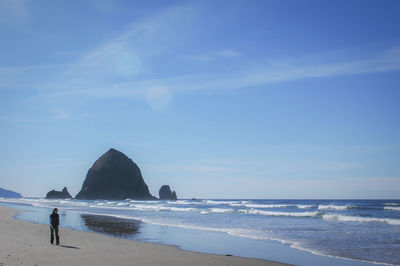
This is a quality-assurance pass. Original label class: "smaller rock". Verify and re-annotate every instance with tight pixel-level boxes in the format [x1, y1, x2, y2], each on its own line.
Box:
[159, 185, 178, 200]
[46, 187, 72, 199]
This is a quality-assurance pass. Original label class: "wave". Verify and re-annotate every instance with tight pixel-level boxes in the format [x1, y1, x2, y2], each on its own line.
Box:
[0, 197, 77, 209]
[87, 212, 273, 241]
[317, 204, 354, 211]
[383, 203, 400, 206]
[129, 204, 197, 212]
[230, 203, 291, 208]
[239, 209, 321, 217]
[384, 206, 400, 211]
[203, 200, 250, 205]
[208, 208, 235, 213]
[297, 205, 314, 209]
[73, 210, 395, 265]
[323, 214, 400, 226]
[166, 200, 201, 205]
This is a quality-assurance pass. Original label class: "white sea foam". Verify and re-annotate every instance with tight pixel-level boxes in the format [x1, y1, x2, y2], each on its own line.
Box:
[170, 207, 197, 212]
[208, 208, 235, 213]
[239, 209, 320, 217]
[226, 228, 271, 240]
[317, 204, 353, 211]
[384, 206, 400, 211]
[383, 203, 400, 206]
[230, 203, 291, 208]
[129, 200, 159, 204]
[167, 200, 193, 205]
[297, 205, 314, 209]
[203, 200, 248, 205]
[131, 204, 197, 212]
[323, 214, 400, 226]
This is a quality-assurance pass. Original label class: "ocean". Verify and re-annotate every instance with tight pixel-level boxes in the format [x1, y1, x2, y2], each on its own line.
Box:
[1, 198, 399, 265]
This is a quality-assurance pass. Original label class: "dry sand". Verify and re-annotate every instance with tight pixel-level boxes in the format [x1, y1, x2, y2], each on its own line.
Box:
[0, 205, 289, 266]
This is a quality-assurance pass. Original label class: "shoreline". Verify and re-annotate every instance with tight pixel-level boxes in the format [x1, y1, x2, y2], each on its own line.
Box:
[0, 205, 289, 266]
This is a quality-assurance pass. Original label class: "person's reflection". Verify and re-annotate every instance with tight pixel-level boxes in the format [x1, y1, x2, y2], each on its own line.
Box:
[81, 214, 140, 237]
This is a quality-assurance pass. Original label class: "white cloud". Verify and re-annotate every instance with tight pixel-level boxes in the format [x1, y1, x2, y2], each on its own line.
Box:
[60, 4, 195, 85]
[216, 49, 242, 57]
[145, 86, 172, 109]
[53, 108, 70, 119]
[184, 49, 242, 62]
[0, 114, 40, 123]
[0, 0, 30, 24]
[2, 0, 399, 110]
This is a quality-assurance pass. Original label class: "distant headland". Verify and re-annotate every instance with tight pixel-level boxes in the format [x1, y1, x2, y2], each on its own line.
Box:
[0, 187, 22, 198]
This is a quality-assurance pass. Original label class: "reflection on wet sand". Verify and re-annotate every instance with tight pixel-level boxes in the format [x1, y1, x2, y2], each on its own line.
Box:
[81, 214, 141, 237]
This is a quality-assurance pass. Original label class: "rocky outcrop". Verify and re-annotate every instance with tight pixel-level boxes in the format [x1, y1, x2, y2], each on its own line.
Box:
[75, 148, 155, 200]
[159, 185, 177, 200]
[0, 187, 22, 198]
[46, 187, 72, 199]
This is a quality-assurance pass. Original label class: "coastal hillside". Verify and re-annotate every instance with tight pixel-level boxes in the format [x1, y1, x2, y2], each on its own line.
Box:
[0, 187, 22, 198]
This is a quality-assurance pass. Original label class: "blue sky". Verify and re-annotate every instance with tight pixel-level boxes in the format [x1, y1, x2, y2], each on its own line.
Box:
[0, 0, 399, 199]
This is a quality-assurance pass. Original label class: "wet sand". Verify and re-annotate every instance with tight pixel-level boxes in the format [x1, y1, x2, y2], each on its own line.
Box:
[0, 205, 289, 266]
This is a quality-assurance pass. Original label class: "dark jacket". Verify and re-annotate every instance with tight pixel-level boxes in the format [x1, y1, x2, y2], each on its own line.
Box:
[50, 212, 59, 227]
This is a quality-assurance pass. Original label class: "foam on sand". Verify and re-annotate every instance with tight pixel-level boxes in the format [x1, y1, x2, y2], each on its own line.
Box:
[0, 205, 287, 266]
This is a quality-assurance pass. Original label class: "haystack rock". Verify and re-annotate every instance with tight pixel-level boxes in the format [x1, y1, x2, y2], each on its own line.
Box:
[159, 185, 177, 200]
[0, 187, 22, 198]
[46, 187, 72, 199]
[75, 148, 155, 200]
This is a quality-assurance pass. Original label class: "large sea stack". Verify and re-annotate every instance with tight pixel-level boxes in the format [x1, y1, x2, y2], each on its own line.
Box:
[75, 148, 155, 200]
[46, 187, 72, 199]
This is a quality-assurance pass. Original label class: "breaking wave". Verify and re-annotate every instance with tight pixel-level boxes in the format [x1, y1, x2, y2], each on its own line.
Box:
[297, 205, 314, 209]
[209, 208, 235, 213]
[238, 209, 321, 217]
[384, 206, 400, 211]
[317, 204, 354, 211]
[230, 203, 291, 208]
[323, 214, 400, 226]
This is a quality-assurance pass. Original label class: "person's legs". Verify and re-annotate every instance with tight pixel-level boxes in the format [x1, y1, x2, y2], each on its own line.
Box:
[55, 226, 60, 245]
[50, 226, 54, 244]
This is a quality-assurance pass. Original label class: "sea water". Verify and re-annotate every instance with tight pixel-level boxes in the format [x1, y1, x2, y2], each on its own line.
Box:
[1, 198, 399, 265]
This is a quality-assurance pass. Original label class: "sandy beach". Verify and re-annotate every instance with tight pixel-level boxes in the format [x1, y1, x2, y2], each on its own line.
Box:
[0, 205, 289, 266]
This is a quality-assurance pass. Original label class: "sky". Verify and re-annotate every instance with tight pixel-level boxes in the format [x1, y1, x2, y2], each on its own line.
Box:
[0, 0, 399, 199]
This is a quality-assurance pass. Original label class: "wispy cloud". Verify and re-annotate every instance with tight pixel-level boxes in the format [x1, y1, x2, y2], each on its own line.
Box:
[2, 1, 399, 109]
[216, 49, 242, 58]
[0, 0, 30, 25]
[37, 4, 197, 109]
[52, 44, 400, 99]
[0, 114, 41, 123]
[172, 46, 400, 93]
[53, 108, 70, 119]
[184, 49, 242, 61]
[60, 5, 195, 84]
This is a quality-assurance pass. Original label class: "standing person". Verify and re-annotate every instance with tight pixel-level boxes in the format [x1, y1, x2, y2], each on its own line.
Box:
[49, 208, 60, 245]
